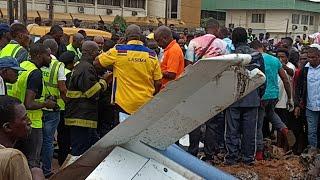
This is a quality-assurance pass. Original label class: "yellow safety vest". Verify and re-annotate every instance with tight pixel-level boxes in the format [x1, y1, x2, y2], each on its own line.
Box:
[41, 58, 64, 111]
[0, 43, 22, 58]
[67, 44, 82, 61]
[0, 43, 23, 92]
[8, 61, 43, 128]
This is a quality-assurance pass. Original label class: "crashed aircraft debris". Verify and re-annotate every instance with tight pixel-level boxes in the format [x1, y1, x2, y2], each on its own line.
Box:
[51, 54, 266, 180]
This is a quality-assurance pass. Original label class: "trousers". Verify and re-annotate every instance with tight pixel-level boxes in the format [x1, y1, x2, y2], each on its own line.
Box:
[70, 126, 99, 156]
[188, 112, 225, 157]
[225, 107, 258, 164]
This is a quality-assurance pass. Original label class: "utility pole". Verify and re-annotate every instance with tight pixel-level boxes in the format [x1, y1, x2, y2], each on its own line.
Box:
[285, 18, 289, 37]
[7, 0, 14, 24]
[14, 0, 18, 20]
[165, 0, 168, 26]
[20, 0, 27, 25]
[49, 0, 54, 24]
[121, 0, 124, 17]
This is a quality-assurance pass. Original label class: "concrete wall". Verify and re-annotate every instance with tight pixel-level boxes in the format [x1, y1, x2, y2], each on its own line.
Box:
[148, 0, 166, 18]
[1, 0, 147, 17]
[148, 0, 201, 27]
[225, 9, 319, 40]
[180, 0, 201, 27]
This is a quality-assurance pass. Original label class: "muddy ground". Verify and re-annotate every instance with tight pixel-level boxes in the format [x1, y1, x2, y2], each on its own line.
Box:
[217, 156, 305, 180]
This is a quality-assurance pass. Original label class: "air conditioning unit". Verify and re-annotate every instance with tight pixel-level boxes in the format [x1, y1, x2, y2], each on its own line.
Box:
[46, 4, 50, 10]
[106, 9, 113, 15]
[303, 26, 308, 31]
[132, 11, 138, 16]
[228, 23, 234, 29]
[78, 6, 84, 13]
[292, 25, 298, 30]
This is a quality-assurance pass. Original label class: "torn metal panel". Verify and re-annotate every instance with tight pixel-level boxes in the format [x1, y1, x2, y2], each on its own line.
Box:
[122, 141, 203, 179]
[86, 146, 149, 180]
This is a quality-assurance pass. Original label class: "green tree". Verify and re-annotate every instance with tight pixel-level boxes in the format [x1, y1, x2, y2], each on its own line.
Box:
[112, 15, 127, 33]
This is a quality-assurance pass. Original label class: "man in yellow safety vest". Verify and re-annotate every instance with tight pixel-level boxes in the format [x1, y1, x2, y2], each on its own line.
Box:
[66, 33, 84, 61]
[9, 43, 57, 169]
[0, 23, 30, 63]
[40, 39, 68, 178]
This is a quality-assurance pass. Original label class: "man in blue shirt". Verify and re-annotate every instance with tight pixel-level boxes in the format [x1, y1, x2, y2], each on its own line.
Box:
[296, 46, 320, 148]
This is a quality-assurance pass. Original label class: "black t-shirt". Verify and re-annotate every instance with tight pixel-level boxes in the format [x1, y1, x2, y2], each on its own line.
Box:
[27, 69, 43, 99]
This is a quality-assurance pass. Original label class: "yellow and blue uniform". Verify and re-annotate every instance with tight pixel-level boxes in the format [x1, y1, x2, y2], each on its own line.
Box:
[98, 40, 162, 114]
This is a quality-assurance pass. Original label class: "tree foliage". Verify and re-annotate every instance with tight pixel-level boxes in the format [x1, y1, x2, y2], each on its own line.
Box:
[112, 15, 127, 32]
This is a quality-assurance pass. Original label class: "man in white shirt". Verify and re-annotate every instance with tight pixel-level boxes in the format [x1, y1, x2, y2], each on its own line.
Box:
[41, 39, 67, 178]
[0, 57, 26, 95]
[275, 48, 296, 150]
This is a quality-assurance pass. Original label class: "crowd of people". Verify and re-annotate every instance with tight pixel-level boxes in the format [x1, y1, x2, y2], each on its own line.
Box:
[0, 17, 319, 179]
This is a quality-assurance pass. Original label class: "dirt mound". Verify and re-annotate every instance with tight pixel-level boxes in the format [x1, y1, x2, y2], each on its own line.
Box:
[217, 156, 305, 179]
[216, 146, 307, 179]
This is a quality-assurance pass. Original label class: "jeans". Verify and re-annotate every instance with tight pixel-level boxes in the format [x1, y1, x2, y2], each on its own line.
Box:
[41, 110, 60, 175]
[225, 107, 258, 164]
[257, 99, 287, 151]
[204, 112, 225, 158]
[306, 109, 320, 148]
[70, 126, 99, 156]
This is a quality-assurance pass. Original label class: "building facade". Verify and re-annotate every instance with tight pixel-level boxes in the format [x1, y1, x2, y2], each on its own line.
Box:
[0, 0, 148, 18]
[202, 0, 320, 39]
[0, 0, 201, 27]
[148, 0, 201, 27]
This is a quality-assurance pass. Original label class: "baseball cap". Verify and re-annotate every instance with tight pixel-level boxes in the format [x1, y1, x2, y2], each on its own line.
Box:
[0, 23, 10, 35]
[0, 57, 26, 71]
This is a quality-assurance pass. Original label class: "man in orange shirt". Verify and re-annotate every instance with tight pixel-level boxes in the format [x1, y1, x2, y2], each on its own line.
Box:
[155, 26, 185, 86]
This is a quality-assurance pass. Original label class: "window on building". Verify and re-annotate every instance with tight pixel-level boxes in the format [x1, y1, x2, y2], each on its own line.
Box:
[170, 0, 178, 19]
[68, 0, 94, 3]
[124, 0, 145, 9]
[252, 14, 265, 23]
[201, 10, 226, 21]
[292, 14, 300, 24]
[301, 15, 309, 25]
[310, 16, 314, 25]
[97, 0, 121, 6]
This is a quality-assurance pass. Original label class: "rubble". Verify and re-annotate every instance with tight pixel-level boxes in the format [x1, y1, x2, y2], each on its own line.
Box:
[217, 157, 305, 179]
[215, 143, 309, 179]
[300, 148, 320, 179]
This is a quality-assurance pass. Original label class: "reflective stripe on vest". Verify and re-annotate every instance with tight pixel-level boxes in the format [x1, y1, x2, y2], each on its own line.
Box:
[0, 43, 22, 58]
[9, 61, 43, 128]
[66, 79, 107, 99]
[65, 118, 98, 128]
[0, 43, 23, 92]
[41, 59, 63, 110]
